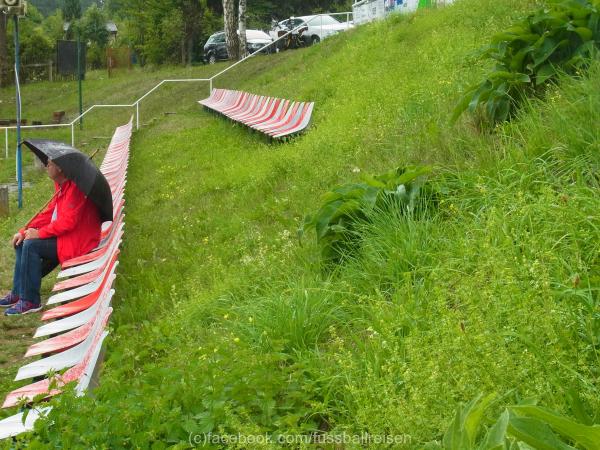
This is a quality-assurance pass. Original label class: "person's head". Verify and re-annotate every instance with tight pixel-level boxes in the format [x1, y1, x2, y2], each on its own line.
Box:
[46, 159, 67, 184]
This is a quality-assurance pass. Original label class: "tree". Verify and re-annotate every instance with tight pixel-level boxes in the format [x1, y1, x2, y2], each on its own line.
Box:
[0, 15, 8, 87]
[63, 0, 82, 40]
[31, 0, 98, 16]
[145, 8, 184, 65]
[63, 0, 82, 22]
[81, 4, 109, 48]
[4, 4, 53, 82]
[223, 0, 239, 60]
[238, 0, 247, 59]
[111, 0, 217, 66]
[181, 0, 203, 65]
[21, 28, 53, 74]
[81, 4, 109, 68]
[43, 10, 67, 44]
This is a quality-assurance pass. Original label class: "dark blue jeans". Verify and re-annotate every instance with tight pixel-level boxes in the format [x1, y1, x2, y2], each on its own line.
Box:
[11, 238, 58, 306]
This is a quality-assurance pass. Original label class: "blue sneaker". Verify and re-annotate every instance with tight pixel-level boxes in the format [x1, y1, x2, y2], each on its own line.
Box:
[0, 293, 18, 308]
[4, 300, 42, 316]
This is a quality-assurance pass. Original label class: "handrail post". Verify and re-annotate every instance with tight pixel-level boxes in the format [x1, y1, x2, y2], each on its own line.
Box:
[14, 15, 23, 209]
[4, 128, 7, 159]
[136, 102, 140, 130]
[71, 123, 75, 146]
[209, 79, 213, 94]
[321, 15, 323, 40]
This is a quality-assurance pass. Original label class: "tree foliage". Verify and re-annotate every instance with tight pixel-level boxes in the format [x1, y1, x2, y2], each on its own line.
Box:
[30, 0, 98, 17]
[0, 0, 353, 77]
[62, 0, 82, 22]
[0, 16, 8, 87]
[81, 4, 109, 48]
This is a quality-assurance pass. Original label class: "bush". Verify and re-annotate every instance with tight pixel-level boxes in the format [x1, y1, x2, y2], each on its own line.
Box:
[452, 0, 600, 125]
[86, 42, 105, 70]
[300, 166, 435, 267]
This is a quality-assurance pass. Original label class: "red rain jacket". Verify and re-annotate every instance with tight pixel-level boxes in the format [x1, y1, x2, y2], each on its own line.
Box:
[20, 180, 101, 263]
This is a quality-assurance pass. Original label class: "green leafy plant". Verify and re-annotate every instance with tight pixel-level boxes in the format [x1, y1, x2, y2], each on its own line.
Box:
[299, 165, 433, 266]
[431, 394, 600, 450]
[452, 0, 600, 125]
[442, 393, 500, 450]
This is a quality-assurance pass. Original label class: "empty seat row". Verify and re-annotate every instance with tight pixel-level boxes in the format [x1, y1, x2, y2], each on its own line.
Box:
[199, 88, 315, 139]
[0, 118, 134, 440]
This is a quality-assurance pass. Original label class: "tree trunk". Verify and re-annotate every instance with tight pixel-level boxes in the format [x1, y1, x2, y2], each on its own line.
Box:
[0, 15, 8, 88]
[238, 0, 247, 59]
[187, 35, 193, 66]
[182, 0, 201, 66]
[223, 0, 239, 60]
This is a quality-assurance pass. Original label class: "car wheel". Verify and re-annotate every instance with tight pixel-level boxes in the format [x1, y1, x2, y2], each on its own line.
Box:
[311, 35, 320, 45]
[208, 54, 217, 65]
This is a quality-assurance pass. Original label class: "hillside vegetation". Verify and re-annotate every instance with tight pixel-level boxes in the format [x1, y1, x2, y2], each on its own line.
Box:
[1, 0, 599, 447]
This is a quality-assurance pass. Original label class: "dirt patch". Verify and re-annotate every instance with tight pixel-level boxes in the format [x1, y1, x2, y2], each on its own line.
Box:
[0, 312, 39, 368]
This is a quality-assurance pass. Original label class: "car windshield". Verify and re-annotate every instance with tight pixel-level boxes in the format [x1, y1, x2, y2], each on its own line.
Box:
[207, 33, 224, 44]
[306, 15, 340, 26]
[246, 30, 271, 40]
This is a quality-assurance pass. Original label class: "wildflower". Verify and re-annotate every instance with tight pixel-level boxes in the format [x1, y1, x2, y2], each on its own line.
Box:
[223, 314, 229, 320]
[233, 337, 240, 343]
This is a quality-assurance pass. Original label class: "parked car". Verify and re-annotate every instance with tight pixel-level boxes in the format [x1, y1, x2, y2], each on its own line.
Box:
[269, 15, 353, 47]
[203, 30, 274, 64]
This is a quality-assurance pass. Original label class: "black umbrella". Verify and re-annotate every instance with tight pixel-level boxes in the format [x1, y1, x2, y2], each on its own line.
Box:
[22, 139, 113, 223]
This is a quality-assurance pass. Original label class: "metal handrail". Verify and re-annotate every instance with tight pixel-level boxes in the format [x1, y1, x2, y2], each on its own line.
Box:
[1, 12, 353, 159]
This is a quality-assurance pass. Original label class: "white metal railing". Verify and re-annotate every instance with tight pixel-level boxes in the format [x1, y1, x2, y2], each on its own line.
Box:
[1, 12, 353, 160]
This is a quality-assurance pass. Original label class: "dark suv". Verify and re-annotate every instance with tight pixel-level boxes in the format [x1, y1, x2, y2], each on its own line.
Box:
[203, 30, 274, 64]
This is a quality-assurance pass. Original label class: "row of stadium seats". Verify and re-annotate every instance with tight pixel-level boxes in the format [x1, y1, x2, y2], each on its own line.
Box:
[0, 119, 133, 440]
[199, 89, 315, 139]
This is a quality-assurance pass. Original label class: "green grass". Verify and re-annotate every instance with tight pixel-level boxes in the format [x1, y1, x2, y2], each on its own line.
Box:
[1, 0, 599, 447]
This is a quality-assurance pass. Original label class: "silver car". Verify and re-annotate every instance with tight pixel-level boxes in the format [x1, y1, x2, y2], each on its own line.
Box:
[270, 15, 353, 46]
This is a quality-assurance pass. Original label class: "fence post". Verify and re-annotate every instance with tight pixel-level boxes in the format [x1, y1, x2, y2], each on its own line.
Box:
[0, 186, 8, 217]
[49, 60, 53, 82]
[4, 128, 7, 159]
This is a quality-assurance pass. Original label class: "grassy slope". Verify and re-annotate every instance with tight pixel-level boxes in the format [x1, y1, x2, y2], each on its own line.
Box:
[0, 64, 235, 403]
[1, 0, 600, 446]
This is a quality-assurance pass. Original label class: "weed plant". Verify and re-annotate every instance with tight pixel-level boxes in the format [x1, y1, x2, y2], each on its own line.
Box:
[452, 0, 600, 125]
[300, 165, 434, 268]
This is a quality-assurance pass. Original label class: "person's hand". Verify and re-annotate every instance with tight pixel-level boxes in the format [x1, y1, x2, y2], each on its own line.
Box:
[24, 228, 40, 240]
[12, 232, 24, 247]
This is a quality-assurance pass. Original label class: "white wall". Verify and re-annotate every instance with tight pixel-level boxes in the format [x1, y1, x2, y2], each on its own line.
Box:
[353, 0, 455, 25]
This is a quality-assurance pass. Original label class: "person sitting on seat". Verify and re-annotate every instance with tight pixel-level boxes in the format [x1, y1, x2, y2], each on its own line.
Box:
[1, 159, 101, 316]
